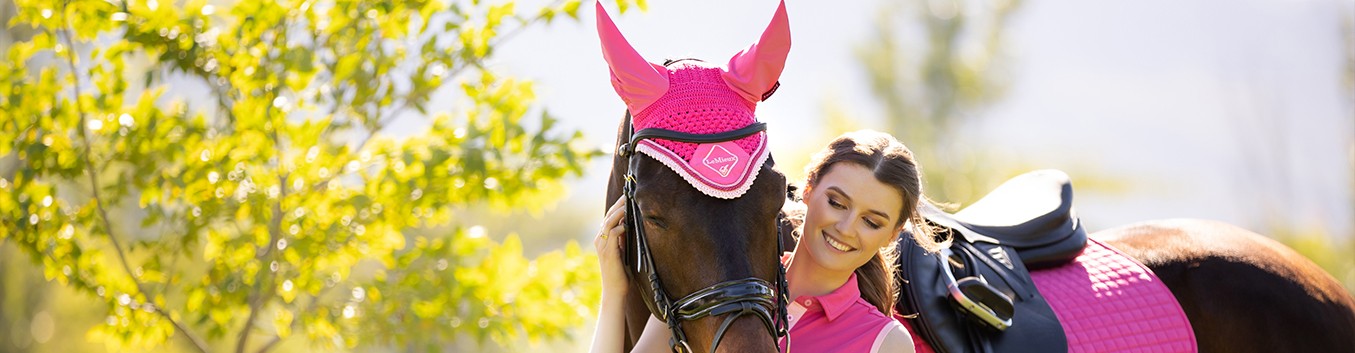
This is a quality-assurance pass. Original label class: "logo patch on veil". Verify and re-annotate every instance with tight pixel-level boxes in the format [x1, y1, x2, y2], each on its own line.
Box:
[633, 130, 769, 200]
[697, 142, 746, 179]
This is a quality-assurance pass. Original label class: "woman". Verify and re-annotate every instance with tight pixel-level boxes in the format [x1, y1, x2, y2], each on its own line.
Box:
[592, 130, 937, 353]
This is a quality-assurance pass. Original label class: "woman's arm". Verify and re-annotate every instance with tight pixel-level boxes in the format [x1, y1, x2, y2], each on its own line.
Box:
[589, 197, 631, 353]
[588, 289, 631, 353]
[589, 196, 674, 353]
[634, 315, 675, 353]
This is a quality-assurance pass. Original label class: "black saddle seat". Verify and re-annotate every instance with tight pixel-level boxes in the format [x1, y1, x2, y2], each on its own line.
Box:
[924, 169, 1086, 269]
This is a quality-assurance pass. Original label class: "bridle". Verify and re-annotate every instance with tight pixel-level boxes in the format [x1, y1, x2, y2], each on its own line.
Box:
[617, 112, 791, 353]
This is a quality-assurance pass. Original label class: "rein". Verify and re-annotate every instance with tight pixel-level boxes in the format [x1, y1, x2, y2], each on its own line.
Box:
[617, 112, 791, 353]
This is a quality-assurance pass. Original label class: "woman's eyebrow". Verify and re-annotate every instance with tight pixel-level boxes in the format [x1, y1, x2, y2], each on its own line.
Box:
[827, 186, 894, 222]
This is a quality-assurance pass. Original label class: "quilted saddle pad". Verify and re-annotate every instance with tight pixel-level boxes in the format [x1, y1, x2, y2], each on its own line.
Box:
[902, 238, 1196, 352]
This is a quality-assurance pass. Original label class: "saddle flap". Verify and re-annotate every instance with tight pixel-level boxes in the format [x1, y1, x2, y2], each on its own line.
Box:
[896, 231, 1068, 353]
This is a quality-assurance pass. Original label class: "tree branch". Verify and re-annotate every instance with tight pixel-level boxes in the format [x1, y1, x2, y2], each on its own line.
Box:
[235, 17, 294, 353]
[57, 4, 209, 352]
[303, 1, 565, 191]
[234, 98, 290, 353]
[253, 285, 337, 353]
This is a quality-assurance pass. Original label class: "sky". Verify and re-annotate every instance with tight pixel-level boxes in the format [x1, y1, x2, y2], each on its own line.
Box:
[401, 0, 1354, 240]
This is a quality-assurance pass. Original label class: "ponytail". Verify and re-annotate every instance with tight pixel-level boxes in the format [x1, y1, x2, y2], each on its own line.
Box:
[855, 244, 899, 315]
[854, 211, 936, 315]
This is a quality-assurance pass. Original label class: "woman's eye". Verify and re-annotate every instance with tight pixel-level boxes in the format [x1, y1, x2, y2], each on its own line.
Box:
[864, 219, 882, 230]
[828, 198, 846, 209]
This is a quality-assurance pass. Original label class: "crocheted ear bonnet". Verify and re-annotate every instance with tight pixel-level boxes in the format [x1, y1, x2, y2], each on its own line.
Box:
[597, 0, 790, 199]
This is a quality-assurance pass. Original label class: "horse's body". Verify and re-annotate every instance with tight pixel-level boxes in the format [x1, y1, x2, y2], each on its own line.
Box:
[1096, 219, 1355, 352]
[780, 169, 1355, 352]
[904, 173, 1355, 352]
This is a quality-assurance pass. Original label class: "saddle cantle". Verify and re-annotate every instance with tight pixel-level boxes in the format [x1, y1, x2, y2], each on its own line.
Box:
[933, 169, 1087, 269]
[896, 169, 1088, 353]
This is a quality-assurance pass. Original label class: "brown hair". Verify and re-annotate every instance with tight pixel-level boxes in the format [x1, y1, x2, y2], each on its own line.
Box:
[799, 130, 937, 315]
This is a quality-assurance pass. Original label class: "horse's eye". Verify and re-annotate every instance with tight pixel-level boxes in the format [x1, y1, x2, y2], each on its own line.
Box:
[645, 216, 669, 229]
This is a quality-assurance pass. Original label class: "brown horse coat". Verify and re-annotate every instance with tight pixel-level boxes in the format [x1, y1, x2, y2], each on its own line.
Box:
[1097, 219, 1355, 353]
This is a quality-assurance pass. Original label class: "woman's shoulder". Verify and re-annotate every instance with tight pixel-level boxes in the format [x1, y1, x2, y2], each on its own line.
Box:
[848, 296, 895, 322]
[873, 320, 915, 353]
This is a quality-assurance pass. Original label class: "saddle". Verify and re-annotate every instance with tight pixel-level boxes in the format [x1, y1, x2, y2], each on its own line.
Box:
[895, 169, 1087, 353]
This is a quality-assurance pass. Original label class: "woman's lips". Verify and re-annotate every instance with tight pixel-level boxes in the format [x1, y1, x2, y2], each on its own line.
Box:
[823, 231, 857, 252]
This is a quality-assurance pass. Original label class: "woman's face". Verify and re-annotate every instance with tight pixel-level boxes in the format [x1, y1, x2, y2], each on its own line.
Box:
[801, 163, 904, 273]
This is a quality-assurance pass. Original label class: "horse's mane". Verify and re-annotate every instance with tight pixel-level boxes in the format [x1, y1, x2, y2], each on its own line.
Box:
[778, 183, 805, 243]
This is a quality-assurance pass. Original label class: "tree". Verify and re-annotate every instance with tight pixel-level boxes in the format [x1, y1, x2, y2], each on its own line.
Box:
[0, 0, 633, 351]
[854, 0, 1025, 205]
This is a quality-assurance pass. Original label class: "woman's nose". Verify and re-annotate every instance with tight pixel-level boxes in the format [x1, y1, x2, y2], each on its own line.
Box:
[834, 214, 854, 237]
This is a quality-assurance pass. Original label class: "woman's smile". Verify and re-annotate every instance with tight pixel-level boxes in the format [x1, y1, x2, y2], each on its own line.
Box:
[823, 230, 858, 253]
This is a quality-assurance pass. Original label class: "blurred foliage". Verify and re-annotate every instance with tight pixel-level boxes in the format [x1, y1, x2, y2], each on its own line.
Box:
[0, 0, 648, 351]
[1347, 5, 1355, 293]
[1275, 232, 1355, 295]
[843, 0, 1137, 210]
[1289, 8, 1355, 295]
[853, 0, 1028, 205]
[1232, 8, 1355, 296]
[1343, 9, 1353, 93]
[847, 0, 1355, 299]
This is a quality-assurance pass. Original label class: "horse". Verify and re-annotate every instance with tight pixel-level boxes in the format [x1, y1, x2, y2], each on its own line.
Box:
[1096, 219, 1355, 352]
[596, 1, 795, 352]
[781, 169, 1355, 352]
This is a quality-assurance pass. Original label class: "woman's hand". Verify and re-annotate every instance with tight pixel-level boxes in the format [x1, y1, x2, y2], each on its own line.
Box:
[595, 196, 629, 296]
[589, 196, 631, 353]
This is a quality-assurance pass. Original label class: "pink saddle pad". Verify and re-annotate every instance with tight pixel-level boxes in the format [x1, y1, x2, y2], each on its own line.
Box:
[902, 238, 1196, 353]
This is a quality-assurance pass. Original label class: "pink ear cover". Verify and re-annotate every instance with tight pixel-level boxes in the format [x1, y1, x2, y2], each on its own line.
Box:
[722, 0, 791, 103]
[599, 0, 791, 200]
[596, 1, 670, 113]
[630, 62, 771, 200]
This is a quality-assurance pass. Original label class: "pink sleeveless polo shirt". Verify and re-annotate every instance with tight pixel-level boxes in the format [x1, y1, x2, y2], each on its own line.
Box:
[777, 273, 905, 353]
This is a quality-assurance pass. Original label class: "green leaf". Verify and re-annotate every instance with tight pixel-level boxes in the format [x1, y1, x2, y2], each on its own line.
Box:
[561, 0, 582, 19]
[487, 2, 515, 29]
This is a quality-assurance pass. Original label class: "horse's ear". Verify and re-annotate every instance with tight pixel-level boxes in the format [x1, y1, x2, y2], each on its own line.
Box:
[722, 0, 790, 103]
[597, 1, 669, 114]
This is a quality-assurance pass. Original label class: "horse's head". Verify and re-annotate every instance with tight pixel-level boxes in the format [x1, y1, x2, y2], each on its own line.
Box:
[598, 1, 791, 352]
